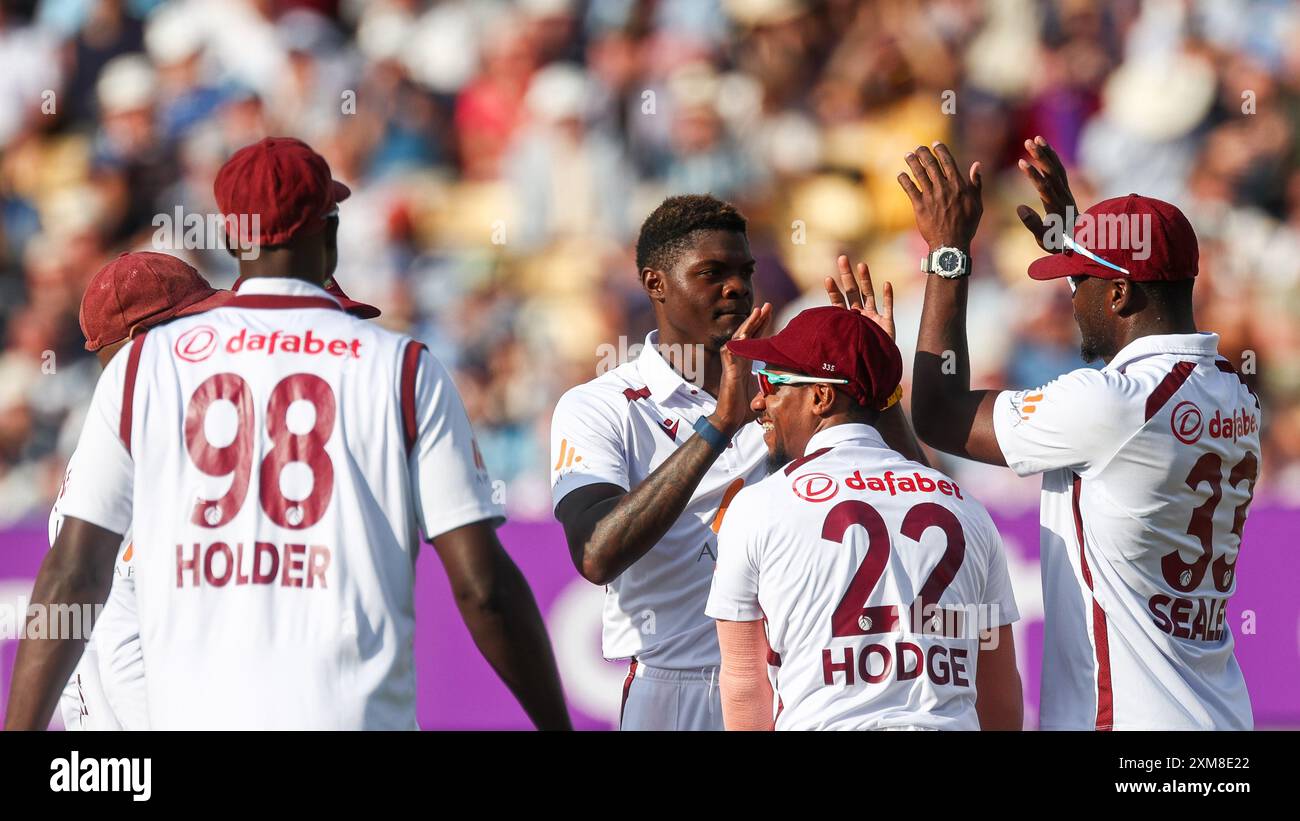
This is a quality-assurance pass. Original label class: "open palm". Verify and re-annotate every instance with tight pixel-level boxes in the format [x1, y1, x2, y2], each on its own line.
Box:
[825, 254, 895, 340]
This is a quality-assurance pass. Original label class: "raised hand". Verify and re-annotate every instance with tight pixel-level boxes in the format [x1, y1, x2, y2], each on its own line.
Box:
[825, 254, 895, 340]
[711, 302, 772, 435]
[897, 142, 983, 253]
[1016, 135, 1077, 253]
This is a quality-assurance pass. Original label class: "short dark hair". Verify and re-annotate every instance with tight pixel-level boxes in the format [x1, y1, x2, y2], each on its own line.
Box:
[842, 393, 881, 425]
[1133, 278, 1195, 313]
[635, 194, 747, 274]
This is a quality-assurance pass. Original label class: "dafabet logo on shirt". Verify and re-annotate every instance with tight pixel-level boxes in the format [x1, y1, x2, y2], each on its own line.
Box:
[1171, 400, 1203, 444]
[174, 325, 219, 362]
[792, 472, 839, 503]
[172, 326, 363, 362]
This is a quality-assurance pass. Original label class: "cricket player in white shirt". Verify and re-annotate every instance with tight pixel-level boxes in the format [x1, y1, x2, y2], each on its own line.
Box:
[49, 250, 381, 731]
[706, 306, 1023, 731]
[551, 195, 929, 730]
[7, 137, 570, 731]
[900, 138, 1258, 729]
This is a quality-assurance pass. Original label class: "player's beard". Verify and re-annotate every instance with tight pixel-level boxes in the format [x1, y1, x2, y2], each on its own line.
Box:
[707, 331, 735, 353]
[766, 445, 790, 475]
[1079, 327, 1107, 364]
[1075, 295, 1112, 364]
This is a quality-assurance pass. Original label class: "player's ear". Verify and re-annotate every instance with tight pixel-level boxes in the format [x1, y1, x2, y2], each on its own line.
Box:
[641, 267, 666, 302]
[1112, 278, 1136, 316]
[814, 383, 837, 416]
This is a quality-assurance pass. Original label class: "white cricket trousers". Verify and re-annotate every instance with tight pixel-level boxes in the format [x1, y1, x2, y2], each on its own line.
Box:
[618, 660, 724, 731]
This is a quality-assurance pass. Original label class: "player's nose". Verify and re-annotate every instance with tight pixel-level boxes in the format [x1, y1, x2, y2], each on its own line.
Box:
[721, 272, 751, 303]
[751, 391, 766, 413]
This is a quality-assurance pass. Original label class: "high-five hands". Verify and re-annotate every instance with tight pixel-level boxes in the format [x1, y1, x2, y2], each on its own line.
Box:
[1016, 135, 1078, 253]
[897, 142, 983, 252]
[825, 254, 895, 341]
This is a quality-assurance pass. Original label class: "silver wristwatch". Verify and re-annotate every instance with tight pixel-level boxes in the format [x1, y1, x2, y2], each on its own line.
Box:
[921, 246, 971, 279]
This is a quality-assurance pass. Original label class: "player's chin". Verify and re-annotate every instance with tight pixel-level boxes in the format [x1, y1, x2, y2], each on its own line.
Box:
[763, 427, 785, 473]
[713, 310, 749, 337]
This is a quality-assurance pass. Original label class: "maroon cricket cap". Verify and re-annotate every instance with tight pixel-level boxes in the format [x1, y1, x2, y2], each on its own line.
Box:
[213, 136, 351, 247]
[80, 252, 234, 351]
[726, 306, 903, 409]
[1027, 194, 1199, 282]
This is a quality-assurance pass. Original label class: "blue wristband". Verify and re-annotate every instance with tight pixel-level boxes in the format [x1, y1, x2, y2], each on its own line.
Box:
[693, 415, 730, 453]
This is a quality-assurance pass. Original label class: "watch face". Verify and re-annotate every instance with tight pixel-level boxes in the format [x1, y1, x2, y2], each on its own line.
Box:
[938, 250, 960, 272]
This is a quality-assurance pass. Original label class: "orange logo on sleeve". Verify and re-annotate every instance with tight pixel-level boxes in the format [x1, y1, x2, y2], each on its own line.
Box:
[710, 478, 746, 533]
[1016, 392, 1044, 421]
[553, 438, 584, 471]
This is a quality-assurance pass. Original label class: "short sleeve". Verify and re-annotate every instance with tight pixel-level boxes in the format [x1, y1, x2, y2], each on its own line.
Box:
[992, 367, 1139, 477]
[49, 465, 70, 547]
[978, 522, 1020, 629]
[705, 488, 765, 622]
[409, 347, 505, 540]
[550, 387, 630, 510]
[57, 347, 134, 536]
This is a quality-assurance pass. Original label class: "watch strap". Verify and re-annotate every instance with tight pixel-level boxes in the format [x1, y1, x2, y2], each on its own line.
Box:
[924, 247, 971, 278]
[693, 415, 729, 453]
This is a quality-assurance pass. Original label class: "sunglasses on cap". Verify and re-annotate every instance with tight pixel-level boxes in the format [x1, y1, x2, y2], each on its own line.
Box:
[1062, 234, 1130, 276]
[1062, 232, 1128, 296]
[753, 364, 848, 397]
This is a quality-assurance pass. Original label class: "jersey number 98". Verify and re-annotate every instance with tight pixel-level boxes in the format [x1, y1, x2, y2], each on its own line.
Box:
[184, 372, 336, 530]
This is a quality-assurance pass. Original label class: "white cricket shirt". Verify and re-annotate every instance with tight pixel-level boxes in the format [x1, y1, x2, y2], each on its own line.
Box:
[55, 277, 502, 729]
[550, 331, 768, 669]
[49, 475, 146, 730]
[706, 424, 1019, 730]
[993, 332, 1258, 730]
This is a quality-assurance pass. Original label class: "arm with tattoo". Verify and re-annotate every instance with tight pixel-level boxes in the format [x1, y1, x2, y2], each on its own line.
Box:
[556, 304, 772, 586]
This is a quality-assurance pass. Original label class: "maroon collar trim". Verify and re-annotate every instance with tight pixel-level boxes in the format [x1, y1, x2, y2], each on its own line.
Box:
[783, 446, 833, 476]
[226, 294, 345, 311]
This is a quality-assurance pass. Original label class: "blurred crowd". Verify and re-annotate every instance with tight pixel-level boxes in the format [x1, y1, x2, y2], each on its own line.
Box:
[0, 0, 1298, 525]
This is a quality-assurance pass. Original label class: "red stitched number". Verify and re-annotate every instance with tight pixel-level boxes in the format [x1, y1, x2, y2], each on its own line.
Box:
[1164, 451, 1257, 593]
[260, 374, 336, 529]
[186, 373, 255, 528]
[1216, 452, 1258, 591]
[903, 503, 967, 635]
[826, 500, 966, 637]
[185, 372, 336, 529]
[1166, 453, 1220, 591]
[825, 501, 894, 636]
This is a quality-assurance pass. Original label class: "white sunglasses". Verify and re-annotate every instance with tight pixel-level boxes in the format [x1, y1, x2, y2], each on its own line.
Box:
[1062, 234, 1128, 295]
[751, 362, 849, 396]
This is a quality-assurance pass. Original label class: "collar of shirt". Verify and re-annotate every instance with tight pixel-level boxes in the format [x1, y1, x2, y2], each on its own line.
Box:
[1104, 332, 1221, 373]
[639, 329, 705, 404]
[233, 277, 342, 306]
[803, 422, 887, 455]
